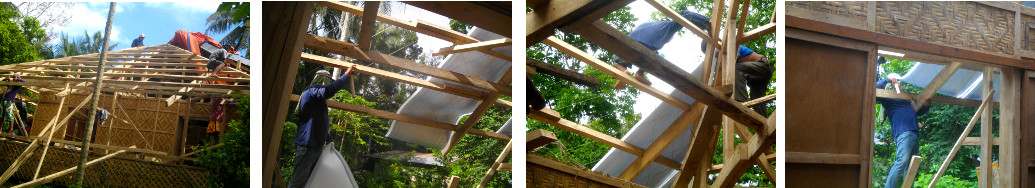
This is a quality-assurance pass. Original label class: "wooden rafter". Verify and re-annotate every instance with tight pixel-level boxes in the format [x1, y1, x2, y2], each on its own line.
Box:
[477, 140, 512, 188]
[434, 38, 512, 56]
[527, 129, 558, 150]
[525, 57, 600, 87]
[262, 2, 313, 187]
[528, 108, 683, 169]
[711, 110, 777, 188]
[357, 1, 380, 50]
[618, 103, 706, 180]
[913, 62, 961, 111]
[403, 1, 512, 37]
[526, 0, 633, 46]
[303, 34, 513, 96]
[289, 94, 510, 141]
[542, 36, 691, 110]
[573, 20, 767, 130]
[876, 89, 999, 109]
[442, 93, 502, 154]
[644, 0, 719, 47]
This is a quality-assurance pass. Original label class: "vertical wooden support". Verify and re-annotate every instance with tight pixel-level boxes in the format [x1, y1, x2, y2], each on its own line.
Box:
[979, 66, 994, 188]
[356, 1, 380, 51]
[901, 156, 922, 188]
[998, 67, 1021, 187]
[720, 0, 741, 89]
[262, 2, 313, 187]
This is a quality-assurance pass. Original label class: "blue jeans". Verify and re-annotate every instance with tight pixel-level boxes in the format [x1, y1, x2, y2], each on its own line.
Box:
[288, 145, 323, 188]
[885, 131, 919, 188]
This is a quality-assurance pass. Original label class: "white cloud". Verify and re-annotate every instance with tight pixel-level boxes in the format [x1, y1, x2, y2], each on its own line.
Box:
[50, 3, 124, 46]
[143, 2, 220, 13]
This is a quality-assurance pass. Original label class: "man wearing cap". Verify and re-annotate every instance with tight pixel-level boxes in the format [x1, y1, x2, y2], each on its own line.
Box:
[288, 66, 356, 188]
[876, 73, 931, 188]
[131, 34, 145, 48]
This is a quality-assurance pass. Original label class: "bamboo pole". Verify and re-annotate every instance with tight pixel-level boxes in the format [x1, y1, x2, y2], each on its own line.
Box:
[13, 147, 131, 188]
[75, 2, 115, 183]
[927, 89, 995, 188]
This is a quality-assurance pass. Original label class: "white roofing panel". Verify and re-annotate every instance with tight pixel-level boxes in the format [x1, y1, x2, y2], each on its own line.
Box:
[899, 62, 999, 102]
[385, 28, 512, 149]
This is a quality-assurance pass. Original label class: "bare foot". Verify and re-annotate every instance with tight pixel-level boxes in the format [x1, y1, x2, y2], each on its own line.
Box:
[635, 73, 652, 86]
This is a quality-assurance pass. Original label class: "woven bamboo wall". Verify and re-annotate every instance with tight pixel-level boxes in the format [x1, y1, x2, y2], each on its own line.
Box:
[788, 1, 1032, 58]
[787, 1, 869, 22]
[877, 2, 1015, 56]
[0, 139, 207, 187]
[30, 92, 221, 155]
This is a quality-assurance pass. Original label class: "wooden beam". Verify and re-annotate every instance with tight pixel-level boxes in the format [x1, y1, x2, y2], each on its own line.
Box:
[0, 81, 240, 98]
[528, 108, 682, 169]
[742, 94, 775, 107]
[673, 105, 723, 188]
[477, 140, 511, 188]
[876, 89, 999, 109]
[303, 35, 512, 96]
[619, 103, 705, 180]
[902, 156, 923, 188]
[403, 1, 511, 37]
[979, 67, 994, 188]
[442, 93, 501, 154]
[787, 16, 1035, 70]
[643, 0, 720, 47]
[300, 53, 488, 100]
[316, 1, 511, 61]
[543, 36, 691, 111]
[289, 95, 510, 141]
[12, 148, 129, 188]
[914, 62, 961, 111]
[447, 176, 460, 188]
[528, 154, 646, 188]
[12, 64, 249, 77]
[262, 2, 313, 187]
[497, 163, 511, 171]
[525, 57, 600, 87]
[434, 38, 512, 56]
[357, 1, 380, 50]
[572, 20, 767, 130]
[711, 111, 777, 188]
[1, 92, 90, 183]
[928, 89, 994, 188]
[963, 137, 1000, 146]
[526, 129, 558, 150]
[786, 152, 862, 164]
[525, 0, 633, 46]
[15, 75, 247, 90]
[738, 22, 776, 45]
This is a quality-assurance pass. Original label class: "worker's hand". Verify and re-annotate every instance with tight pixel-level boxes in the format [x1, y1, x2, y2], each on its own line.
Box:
[918, 123, 924, 129]
[344, 65, 357, 76]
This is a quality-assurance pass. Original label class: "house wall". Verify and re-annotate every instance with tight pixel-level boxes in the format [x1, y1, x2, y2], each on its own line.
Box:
[29, 93, 239, 156]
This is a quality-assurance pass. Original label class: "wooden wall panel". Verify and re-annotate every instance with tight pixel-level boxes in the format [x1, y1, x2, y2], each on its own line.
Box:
[1023, 70, 1035, 188]
[786, 28, 877, 187]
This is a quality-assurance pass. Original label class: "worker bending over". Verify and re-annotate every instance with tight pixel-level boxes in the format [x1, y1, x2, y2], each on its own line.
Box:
[876, 74, 931, 188]
[207, 46, 234, 77]
[1, 74, 24, 135]
[289, 66, 356, 188]
[613, 10, 709, 89]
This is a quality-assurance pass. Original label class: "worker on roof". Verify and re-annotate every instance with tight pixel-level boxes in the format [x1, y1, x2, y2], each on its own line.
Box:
[207, 45, 233, 77]
[132, 33, 145, 48]
[1, 74, 25, 135]
[876, 73, 931, 188]
[290, 66, 355, 188]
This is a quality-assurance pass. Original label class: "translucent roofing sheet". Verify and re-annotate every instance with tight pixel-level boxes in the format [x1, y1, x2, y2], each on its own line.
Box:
[899, 62, 1000, 102]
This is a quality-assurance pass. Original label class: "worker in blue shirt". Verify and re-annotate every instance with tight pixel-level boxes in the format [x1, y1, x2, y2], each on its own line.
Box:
[876, 74, 931, 188]
[288, 66, 355, 188]
[614, 10, 774, 116]
[131, 34, 145, 48]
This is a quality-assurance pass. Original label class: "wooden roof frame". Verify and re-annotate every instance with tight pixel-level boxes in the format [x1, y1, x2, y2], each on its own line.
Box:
[262, 2, 513, 187]
[526, 0, 777, 187]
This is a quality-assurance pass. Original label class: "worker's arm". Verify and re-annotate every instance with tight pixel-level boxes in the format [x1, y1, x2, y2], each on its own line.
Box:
[315, 66, 356, 100]
[875, 78, 891, 104]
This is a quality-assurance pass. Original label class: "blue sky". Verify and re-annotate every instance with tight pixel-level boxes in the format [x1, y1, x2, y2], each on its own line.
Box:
[46, 2, 230, 51]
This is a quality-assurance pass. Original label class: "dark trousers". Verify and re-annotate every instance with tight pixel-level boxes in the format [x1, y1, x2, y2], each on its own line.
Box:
[735, 57, 774, 116]
[288, 145, 323, 188]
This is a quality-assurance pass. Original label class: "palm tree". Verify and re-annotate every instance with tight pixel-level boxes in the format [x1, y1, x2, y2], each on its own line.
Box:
[55, 30, 118, 58]
[205, 3, 249, 58]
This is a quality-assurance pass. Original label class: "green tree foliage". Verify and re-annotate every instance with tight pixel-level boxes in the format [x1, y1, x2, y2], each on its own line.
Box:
[195, 95, 250, 187]
[54, 30, 119, 58]
[0, 3, 47, 65]
[207, 2, 250, 58]
[872, 58, 993, 187]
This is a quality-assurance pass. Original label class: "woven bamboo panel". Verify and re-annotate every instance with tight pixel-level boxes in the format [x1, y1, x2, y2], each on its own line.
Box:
[788, 1, 869, 22]
[876, 1, 1015, 56]
[527, 154, 645, 188]
[0, 139, 207, 187]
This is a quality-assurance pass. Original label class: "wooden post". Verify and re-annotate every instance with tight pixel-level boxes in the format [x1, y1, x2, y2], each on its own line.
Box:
[262, 2, 313, 187]
[75, 2, 115, 183]
[979, 67, 995, 188]
[447, 176, 460, 188]
[998, 67, 1021, 188]
[927, 89, 995, 188]
[901, 156, 922, 188]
